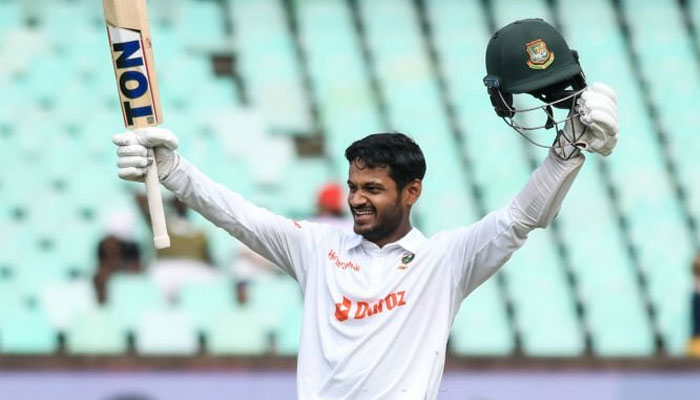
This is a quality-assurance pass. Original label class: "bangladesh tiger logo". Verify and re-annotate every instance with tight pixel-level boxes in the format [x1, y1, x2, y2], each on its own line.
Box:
[526, 38, 554, 70]
[398, 252, 415, 270]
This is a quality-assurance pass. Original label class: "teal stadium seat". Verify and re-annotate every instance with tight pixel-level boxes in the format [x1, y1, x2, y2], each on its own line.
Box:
[275, 303, 303, 356]
[207, 308, 269, 355]
[0, 280, 25, 323]
[297, 0, 383, 172]
[450, 279, 514, 356]
[136, 308, 199, 355]
[358, 0, 476, 235]
[107, 273, 165, 333]
[39, 279, 97, 331]
[179, 277, 235, 333]
[0, 306, 57, 354]
[230, 0, 313, 134]
[249, 275, 303, 334]
[280, 158, 332, 218]
[66, 307, 127, 355]
[504, 230, 585, 357]
[559, 0, 693, 355]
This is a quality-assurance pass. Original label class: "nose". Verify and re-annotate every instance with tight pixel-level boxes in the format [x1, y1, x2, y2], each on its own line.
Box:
[348, 191, 367, 208]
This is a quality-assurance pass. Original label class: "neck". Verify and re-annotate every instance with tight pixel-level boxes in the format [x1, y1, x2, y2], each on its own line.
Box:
[369, 219, 413, 249]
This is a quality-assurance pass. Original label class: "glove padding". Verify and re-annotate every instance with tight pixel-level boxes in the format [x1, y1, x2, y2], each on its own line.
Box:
[555, 82, 619, 158]
[113, 127, 180, 182]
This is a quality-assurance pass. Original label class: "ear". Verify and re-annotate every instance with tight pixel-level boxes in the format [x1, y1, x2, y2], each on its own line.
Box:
[403, 180, 422, 206]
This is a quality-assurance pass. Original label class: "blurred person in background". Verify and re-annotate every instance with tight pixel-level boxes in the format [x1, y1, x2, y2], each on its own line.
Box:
[310, 182, 353, 233]
[136, 194, 217, 302]
[688, 253, 700, 357]
[93, 210, 142, 305]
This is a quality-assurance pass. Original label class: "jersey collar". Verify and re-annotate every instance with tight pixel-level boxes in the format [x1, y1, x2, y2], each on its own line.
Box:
[347, 228, 426, 253]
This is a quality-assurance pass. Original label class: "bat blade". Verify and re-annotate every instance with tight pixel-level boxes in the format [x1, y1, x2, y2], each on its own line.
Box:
[103, 0, 162, 128]
[104, 0, 170, 249]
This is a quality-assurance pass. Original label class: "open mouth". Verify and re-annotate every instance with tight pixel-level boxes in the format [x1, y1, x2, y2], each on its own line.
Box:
[351, 207, 376, 224]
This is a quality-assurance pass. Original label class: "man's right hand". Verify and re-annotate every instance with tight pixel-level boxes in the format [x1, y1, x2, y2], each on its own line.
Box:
[112, 127, 180, 182]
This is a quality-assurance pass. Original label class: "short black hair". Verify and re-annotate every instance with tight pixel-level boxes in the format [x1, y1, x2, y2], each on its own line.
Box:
[345, 133, 426, 190]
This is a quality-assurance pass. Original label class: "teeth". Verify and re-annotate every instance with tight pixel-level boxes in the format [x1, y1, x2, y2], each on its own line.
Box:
[354, 209, 374, 215]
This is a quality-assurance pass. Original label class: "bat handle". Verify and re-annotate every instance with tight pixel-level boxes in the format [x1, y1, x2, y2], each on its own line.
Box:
[145, 148, 170, 249]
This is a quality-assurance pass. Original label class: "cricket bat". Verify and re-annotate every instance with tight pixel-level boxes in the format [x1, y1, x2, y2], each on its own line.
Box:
[103, 0, 170, 249]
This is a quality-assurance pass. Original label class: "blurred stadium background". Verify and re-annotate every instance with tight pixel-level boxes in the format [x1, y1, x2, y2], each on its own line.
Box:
[1, 0, 700, 398]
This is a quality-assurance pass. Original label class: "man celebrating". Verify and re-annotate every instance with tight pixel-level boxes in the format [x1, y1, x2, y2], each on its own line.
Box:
[112, 19, 618, 400]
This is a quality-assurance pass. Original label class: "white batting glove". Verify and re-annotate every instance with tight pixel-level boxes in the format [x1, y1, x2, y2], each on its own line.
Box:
[112, 127, 180, 182]
[555, 82, 619, 158]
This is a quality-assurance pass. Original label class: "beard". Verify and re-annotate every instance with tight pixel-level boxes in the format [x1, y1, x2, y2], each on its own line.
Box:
[353, 199, 405, 243]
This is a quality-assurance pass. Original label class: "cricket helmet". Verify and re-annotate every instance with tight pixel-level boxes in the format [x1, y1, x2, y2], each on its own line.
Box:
[483, 19, 587, 158]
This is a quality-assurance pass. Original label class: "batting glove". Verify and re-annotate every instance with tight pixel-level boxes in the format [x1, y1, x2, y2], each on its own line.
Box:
[113, 127, 180, 182]
[555, 82, 619, 158]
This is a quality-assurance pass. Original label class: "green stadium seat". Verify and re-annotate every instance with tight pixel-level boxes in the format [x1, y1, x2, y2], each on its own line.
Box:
[107, 273, 165, 333]
[0, 307, 57, 354]
[207, 308, 269, 355]
[179, 277, 235, 333]
[0, 279, 26, 323]
[358, 0, 476, 234]
[177, 0, 226, 46]
[249, 276, 303, 333]
[231, 0, 313, 133]
[491, 0, 552, 25]
[297, 0, 383, 160]
[39, 279, 97, 330]
[582, 276, 655, 357]
[135, 307, 198, 355]
[504, 231, 585, 357]
[450, 279, 514, 356]
[275, 303, 303, 356]
[66, 307, 127, 355]
[279, 158, 332, 218]
[0, 1, 22, 40]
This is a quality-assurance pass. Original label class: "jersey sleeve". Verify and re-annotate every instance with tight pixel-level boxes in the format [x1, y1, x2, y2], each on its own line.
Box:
[161, 156, 325, 285]
[447, 150, 585, 299]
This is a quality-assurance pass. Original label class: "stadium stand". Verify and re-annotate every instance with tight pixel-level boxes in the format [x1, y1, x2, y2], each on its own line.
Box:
[0, 0, 698, 361]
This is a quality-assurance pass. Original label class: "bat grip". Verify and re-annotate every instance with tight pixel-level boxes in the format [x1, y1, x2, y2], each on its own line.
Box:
[145, 148, 170, 249]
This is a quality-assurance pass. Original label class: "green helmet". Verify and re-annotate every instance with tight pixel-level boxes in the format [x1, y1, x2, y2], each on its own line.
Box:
[484, 18, 583, 95]
[482, 18, 588, 160]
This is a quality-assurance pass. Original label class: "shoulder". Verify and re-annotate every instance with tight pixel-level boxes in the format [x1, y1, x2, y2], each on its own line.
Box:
[296, 219, 360, 247]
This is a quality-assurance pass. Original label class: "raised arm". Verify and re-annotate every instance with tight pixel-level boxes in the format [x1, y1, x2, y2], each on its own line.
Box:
[450, 83, 619, 299]
[112, 127, 320, 283]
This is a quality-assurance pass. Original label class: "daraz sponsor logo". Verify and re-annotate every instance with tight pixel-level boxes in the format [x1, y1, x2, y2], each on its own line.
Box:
[334, 291, 407, 322]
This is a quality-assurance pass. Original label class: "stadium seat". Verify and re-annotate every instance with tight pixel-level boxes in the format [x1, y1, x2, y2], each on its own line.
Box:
[230, 0, 313, 134]
[135, 307, 199, 355]
[504, 231, 585, 357]
[0, 2, 22, 39]
[66, 307, 127, 355]
[0, 306, 57, 354]
[275, 303, 303, 356]
[107, 273, 165, 333]
[279, 158, 332, 218]
[450, 279, 514, 356]
[0, 279, 26, 323]
[179, 277, 236, 333]
[296, 0, 383, 162]
[207, 308, 269, 355]
[249, 275, 303, 333]
[39, 279, 97, 331]
[559, 0, 693, 355]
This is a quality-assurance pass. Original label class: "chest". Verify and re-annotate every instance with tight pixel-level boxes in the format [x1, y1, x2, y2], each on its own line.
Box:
[319, 245, 449, 309]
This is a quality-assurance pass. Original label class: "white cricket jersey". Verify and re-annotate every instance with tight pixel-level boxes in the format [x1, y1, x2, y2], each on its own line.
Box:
[162, 151, 584, 399]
